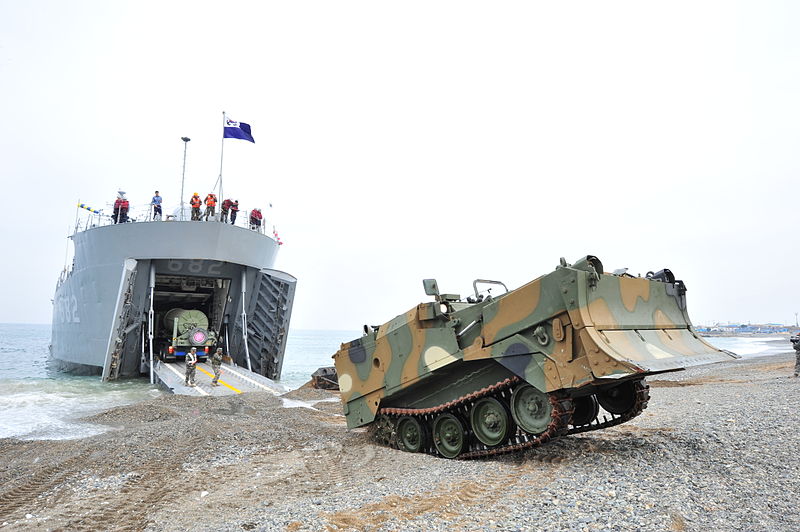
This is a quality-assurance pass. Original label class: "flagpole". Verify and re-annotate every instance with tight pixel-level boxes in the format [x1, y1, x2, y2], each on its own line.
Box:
[180, 136, 190, 221]
[218, 111, 225, 210]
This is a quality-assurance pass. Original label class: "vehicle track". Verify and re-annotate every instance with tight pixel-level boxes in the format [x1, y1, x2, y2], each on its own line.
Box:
[0, 453, 86, 521]
[374, 377, 649, 459]
[323, 458, 536, 529]
[299, 442, 378, 497]
[44, 433, 210, 531]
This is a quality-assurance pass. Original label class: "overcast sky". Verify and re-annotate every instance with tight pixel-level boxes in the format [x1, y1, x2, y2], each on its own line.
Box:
[1, 1, 798, 330]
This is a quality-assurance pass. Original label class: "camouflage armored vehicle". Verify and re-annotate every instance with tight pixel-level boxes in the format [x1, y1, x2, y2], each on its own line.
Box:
[333, 255, 737, 459]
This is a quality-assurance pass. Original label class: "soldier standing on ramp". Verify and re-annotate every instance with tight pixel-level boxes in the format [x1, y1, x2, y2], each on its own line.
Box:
[210, 347, 224, 386]
[185, 347, 198, 387]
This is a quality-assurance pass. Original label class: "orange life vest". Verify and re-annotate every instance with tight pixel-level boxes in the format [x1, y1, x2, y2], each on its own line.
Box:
[190, 195, 201, 207]
[205, 194, 217, 207]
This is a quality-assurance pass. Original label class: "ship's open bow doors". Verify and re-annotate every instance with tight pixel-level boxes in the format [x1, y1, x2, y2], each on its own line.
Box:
[231, 268, 297, 380]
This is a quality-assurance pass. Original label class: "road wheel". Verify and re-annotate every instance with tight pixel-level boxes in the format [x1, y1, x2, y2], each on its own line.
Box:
[433, 413, 466, 459]
[397, 416, 426, 453]
[510, 384, 552, 435]
[470, 397, 514, 447]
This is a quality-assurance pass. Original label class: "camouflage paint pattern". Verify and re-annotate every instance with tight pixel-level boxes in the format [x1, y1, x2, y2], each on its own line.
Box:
[333, 256, 737, 429]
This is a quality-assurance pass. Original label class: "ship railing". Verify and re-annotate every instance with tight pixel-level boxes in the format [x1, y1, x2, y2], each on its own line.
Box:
[73, 202, 277, 239]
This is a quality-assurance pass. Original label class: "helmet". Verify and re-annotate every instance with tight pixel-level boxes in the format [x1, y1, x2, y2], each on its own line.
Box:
[193, 192, 198, 195]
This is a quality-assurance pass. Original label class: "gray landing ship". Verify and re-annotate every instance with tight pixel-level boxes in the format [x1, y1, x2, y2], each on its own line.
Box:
[51, 212, 296, 383]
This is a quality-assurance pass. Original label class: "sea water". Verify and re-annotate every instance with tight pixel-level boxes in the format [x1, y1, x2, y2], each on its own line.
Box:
[0, 323, 356, 440]
[0, 324, 161, 440]
[0, 323, 790, 441]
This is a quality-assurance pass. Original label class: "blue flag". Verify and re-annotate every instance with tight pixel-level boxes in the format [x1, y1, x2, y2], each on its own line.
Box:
[223, 117, 255, 143]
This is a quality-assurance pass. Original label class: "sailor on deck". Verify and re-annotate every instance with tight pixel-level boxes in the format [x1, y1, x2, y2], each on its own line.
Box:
[204, 193, 217, 221]
[190, 193, 202, 221]
[220, 198, 232, 223]
[151, 191, 162, 221]
[230, 200, 239, 225]
[249, 208, 263, 231]
[113, 191, 129, 224]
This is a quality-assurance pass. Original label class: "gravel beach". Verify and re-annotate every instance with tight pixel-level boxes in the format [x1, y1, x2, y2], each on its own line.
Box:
[1, 343, 798, 532]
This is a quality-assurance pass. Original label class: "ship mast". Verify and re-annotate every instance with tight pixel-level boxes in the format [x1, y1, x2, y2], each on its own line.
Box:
[180, 137, 190, 220]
